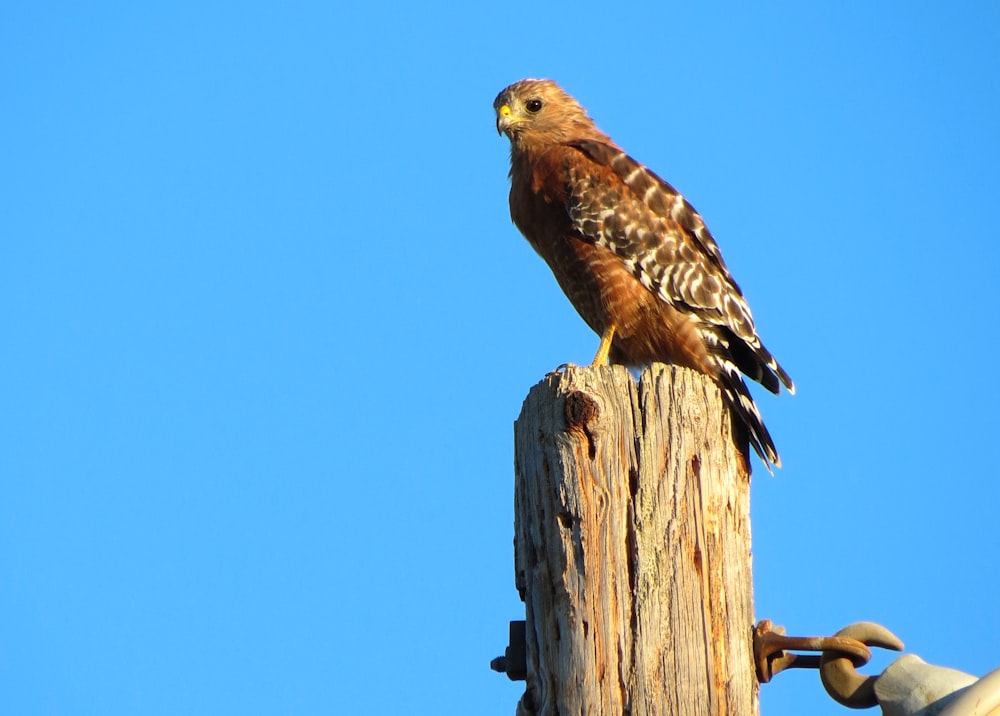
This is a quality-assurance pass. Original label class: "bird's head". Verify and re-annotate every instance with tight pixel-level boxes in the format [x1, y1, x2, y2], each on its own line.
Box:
[494, 78, 605, 149]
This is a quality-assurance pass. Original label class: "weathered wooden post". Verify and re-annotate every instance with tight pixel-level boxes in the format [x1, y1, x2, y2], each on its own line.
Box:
[511, 363, 758, 716]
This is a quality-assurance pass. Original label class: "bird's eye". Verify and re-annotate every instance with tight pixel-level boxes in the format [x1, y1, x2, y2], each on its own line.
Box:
[525, 98, 543, 113]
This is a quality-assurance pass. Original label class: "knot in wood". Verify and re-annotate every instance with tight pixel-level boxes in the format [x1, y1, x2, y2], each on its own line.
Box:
[564, 390, 600, 430]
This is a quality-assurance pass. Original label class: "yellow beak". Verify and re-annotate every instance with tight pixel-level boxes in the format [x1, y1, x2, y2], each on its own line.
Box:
[496, 104, 513, 135]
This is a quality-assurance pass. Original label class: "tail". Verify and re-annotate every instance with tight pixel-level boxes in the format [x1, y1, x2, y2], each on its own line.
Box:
[716, 356, 782, 473]
[700, 325, 792, 471]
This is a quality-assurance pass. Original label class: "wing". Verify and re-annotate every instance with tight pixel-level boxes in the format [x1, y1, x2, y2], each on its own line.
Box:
[564, 139, 793, 394]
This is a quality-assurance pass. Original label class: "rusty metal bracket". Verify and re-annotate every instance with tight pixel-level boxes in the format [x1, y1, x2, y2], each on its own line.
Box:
[755, 620, 904, 709]
[755, 619, 876, 683]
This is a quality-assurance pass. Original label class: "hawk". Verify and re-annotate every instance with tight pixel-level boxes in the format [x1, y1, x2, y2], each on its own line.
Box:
[494, 78, 793, 468]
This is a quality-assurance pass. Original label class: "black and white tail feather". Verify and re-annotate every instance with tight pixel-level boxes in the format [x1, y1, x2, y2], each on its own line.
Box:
[706, 325, 794, 472]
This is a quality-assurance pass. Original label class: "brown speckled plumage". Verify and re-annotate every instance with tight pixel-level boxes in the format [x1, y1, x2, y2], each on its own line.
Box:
[495, 79, 793, 468]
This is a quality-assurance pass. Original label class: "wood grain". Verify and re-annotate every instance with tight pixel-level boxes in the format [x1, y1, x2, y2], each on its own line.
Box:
[512, 364, 758, 716]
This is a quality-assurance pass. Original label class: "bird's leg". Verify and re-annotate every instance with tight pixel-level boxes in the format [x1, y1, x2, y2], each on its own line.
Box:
[590, 324, 617, 366]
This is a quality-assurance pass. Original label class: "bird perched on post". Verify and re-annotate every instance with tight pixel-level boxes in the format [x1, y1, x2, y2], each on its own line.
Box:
[494, 78, 793, 469]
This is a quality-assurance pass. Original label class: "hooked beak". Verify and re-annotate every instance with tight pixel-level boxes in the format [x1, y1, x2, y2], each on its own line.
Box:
[496, 104, 513, 136]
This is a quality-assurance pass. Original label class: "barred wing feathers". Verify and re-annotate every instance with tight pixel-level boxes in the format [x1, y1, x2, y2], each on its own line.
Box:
[565, 140, 793, 396]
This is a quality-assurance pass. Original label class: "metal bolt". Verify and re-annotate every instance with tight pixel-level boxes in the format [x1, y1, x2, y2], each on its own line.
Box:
[491, 620, 527, 681]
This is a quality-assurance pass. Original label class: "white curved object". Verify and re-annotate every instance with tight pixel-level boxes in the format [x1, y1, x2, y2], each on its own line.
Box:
[875, 654, 977, 716]
[938, 665, 1000, 716]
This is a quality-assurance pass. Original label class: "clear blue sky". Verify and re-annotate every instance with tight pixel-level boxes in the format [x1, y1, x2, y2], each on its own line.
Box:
[3, 2, 998, 714]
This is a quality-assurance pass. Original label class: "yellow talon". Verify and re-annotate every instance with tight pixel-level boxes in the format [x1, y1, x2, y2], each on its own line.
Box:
[591, 324, 617, 366]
